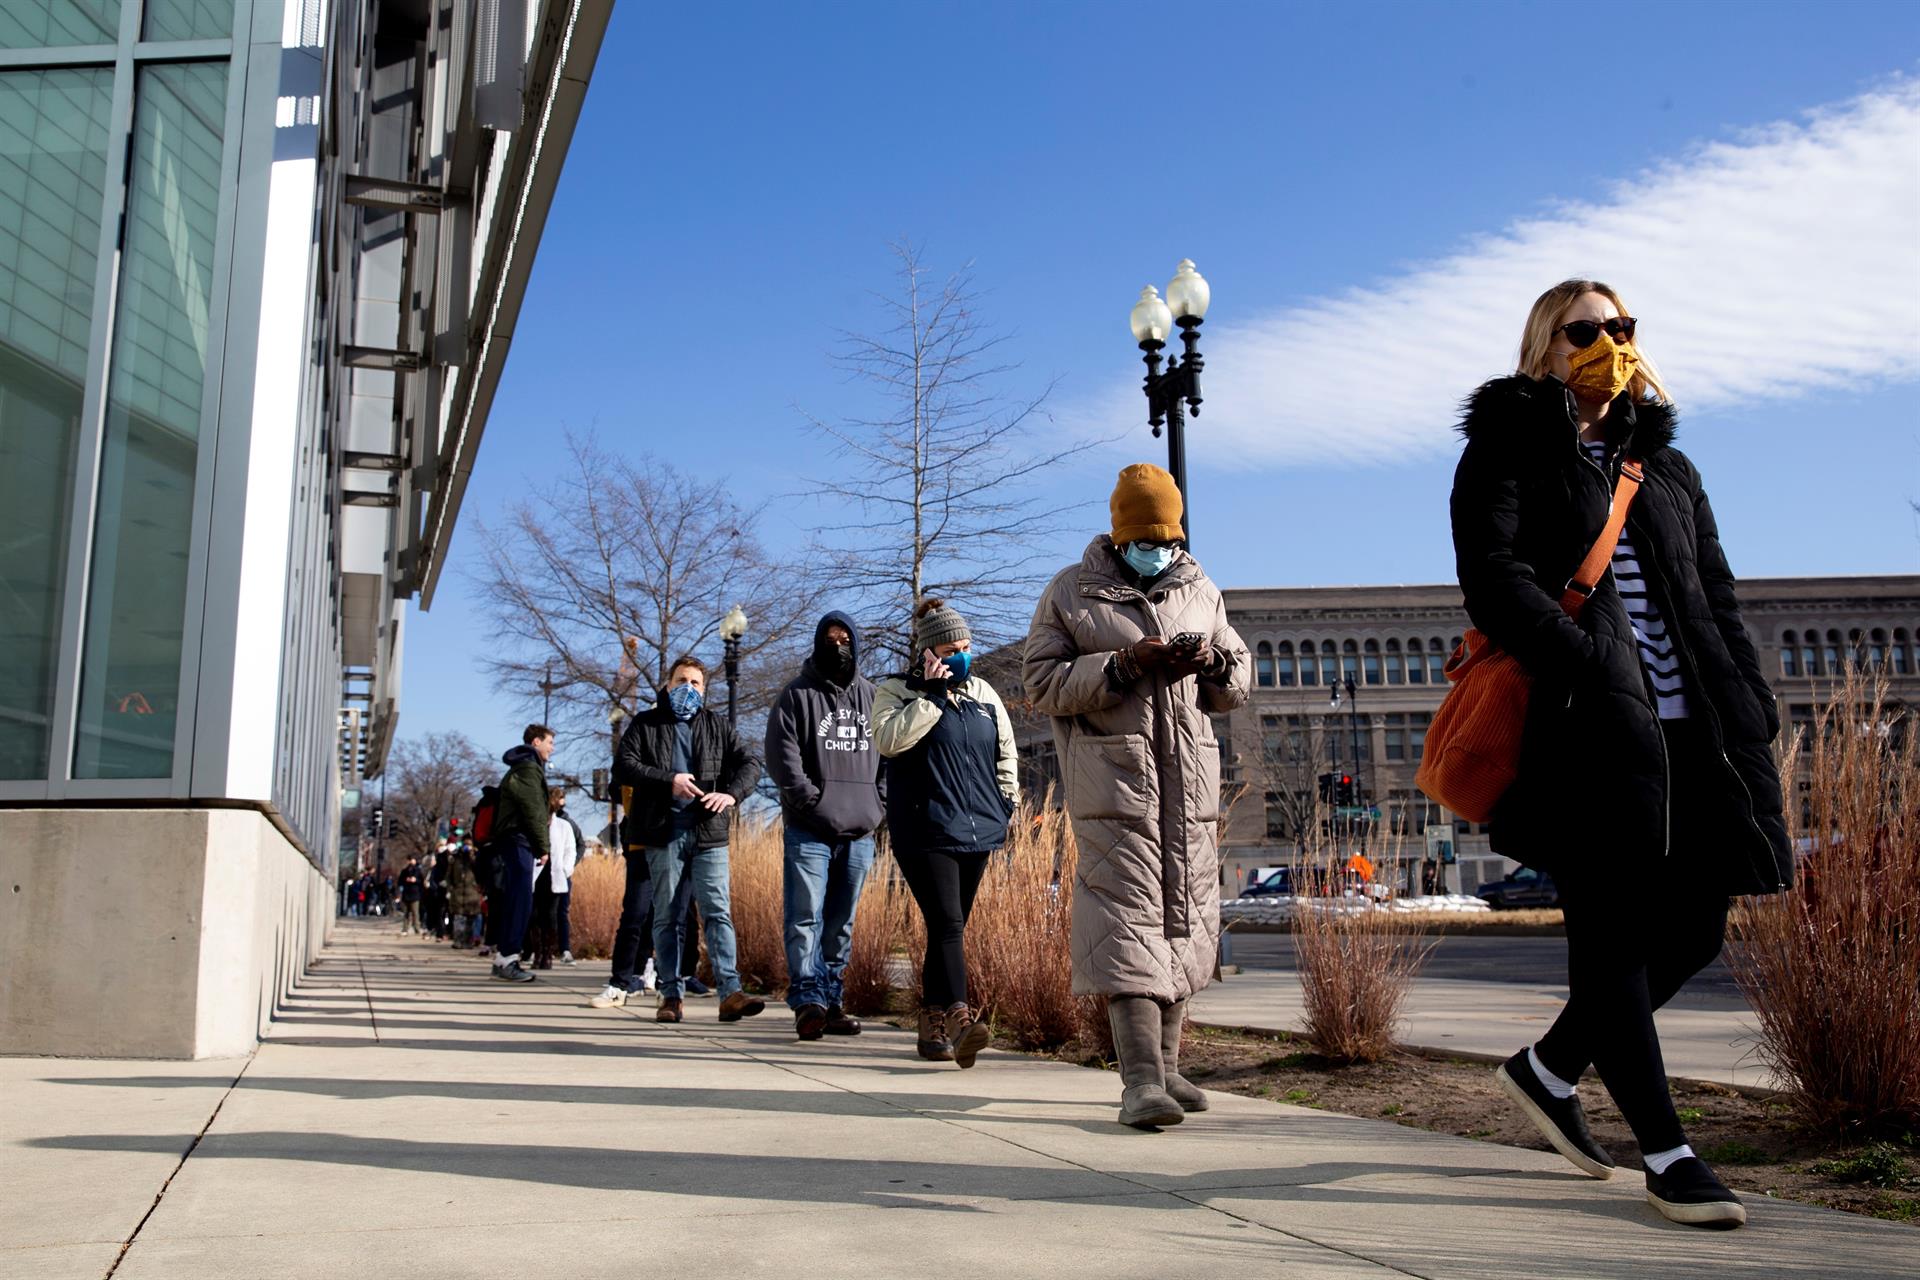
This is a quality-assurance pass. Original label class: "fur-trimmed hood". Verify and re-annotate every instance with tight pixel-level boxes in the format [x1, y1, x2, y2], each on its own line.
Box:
[1456, 375, 1678, 457]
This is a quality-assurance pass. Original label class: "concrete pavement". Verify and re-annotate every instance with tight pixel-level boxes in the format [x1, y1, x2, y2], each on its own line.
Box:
[1194, 967, 1778, 1093]
[4, 919, 1904, 1278]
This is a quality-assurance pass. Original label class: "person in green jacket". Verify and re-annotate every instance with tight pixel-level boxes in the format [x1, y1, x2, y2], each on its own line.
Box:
[489, 724, 555, 983]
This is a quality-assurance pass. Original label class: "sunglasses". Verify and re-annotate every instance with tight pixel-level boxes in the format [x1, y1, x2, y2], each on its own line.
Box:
[1555, 316, 1637, 349]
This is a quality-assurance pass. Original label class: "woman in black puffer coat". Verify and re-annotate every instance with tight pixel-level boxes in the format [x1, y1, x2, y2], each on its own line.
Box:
[1451, 279, 1790, 1231]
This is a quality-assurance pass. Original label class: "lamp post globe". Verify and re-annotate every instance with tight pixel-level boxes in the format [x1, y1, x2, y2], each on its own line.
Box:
[1129, 286, 1172, 345]
[1166, 259, 1210, 321]
[719, 605, 748, 726]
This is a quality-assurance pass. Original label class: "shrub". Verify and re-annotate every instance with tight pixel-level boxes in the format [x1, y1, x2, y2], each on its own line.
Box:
[1729, 670, 1920, 1135]
[565, 853, 625, 960]
[839, 861, 916, 1016]
[727, 819, 788, 994]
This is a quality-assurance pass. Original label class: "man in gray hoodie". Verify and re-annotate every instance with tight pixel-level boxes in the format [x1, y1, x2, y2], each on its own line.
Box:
[765, 612, 886, 1040]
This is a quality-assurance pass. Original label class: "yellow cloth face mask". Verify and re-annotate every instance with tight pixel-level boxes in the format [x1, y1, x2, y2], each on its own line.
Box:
[1565, 333, 1639, 401]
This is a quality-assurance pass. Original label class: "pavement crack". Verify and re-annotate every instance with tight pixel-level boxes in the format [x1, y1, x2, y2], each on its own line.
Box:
[354, 947, 382, 1042]
[103, 1053, 257, 1280]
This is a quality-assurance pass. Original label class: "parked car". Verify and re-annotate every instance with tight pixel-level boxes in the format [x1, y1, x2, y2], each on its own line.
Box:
[1474, 867, 1559, 909]
[1242, 867, 1297, 897]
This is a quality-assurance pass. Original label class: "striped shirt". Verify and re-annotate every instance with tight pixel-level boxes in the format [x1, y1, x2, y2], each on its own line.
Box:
[1586, 442, 1691, 719]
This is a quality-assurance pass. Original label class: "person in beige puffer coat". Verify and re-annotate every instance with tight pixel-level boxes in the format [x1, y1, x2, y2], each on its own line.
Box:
[1023, 463, 1250, 1129]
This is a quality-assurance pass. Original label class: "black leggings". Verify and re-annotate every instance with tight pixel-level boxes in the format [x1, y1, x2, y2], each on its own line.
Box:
[1532, 722, 1733, 1155]
[896, 847, 989, 1009]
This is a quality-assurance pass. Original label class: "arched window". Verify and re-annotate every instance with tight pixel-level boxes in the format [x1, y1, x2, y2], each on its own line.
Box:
[1298, 639, 1318, 686]
[1276, 641, 1296, 687]
[1406, 637, 1425, 685]
[1870, 628, 1887, 668]
[1386, 639, 1405, 685]
[1429, 637, 1448, 683]
[1848, 628, 1866, 669]
[1255, 641, 1275, 688]
[1802, 632, 1821, 676]
[1823, 630, 1842, 675]
[1341, 639, 1360, 685]
[1896, 629, 1912, 675]
[1321, 641, 1339, 686]
[1363, 638, 1382, 685]
[1781, 631, 1799, 677]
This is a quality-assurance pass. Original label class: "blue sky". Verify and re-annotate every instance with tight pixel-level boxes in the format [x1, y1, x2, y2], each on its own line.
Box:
[402, 0, 1920, 767]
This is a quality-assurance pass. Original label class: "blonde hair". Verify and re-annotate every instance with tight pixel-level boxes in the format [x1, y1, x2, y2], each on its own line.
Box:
[1517, 279, 1670, 404]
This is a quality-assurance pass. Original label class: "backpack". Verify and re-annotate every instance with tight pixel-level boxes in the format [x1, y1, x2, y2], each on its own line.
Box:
[470, 785, 501, 846]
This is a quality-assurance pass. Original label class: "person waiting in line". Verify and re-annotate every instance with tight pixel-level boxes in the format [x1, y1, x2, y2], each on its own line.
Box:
[488, 724, 557, 983]
[872, 598, 1019, 1068]
[396, 856, 424, 935]
[445, 840, 483, 949]
[1450, 279, 1790, 1228]
[765, 611, 887, 1041]
[1024, 463, 1250, 1129]
[526, 797, 563, 970]
[550, 788, 584, 965]
[610, 655, 765, 1023]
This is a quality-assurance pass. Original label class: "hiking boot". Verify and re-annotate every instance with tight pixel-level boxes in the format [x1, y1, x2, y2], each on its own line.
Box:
[1646, 1157, 1747, 1228]
[1495, 1049, 1616, 1180]
[916, 1007, 954, 1061]
[491, 960, 535, 984]
[947, 1002, 990, 1070]
[655, 997, 684, 1023]
[1161, 999, 1209, 1113]
[588, 985, 629, 1009]
[794, 1003, 829, 1041]
[717, 991, 766, 1022]
[824, 1004, 861, 1036]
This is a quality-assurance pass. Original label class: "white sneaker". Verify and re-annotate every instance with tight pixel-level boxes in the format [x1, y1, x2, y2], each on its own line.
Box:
[588, 985, 628, 1009]
[560, 951, 576, 966]
[640, 960, 658, 994]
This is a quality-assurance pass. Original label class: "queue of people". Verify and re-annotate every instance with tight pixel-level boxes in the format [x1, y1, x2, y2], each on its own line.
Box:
[381, 279, 1785, 1232]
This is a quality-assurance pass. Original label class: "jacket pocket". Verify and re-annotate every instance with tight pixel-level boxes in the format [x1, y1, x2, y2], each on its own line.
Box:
[1193, 736, 1221, 823]
[1067, 732, 1153, 821]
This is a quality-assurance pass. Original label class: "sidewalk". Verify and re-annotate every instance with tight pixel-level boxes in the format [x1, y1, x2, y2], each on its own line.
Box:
[6, 920, 1907, 1279]
[1194, 970, 1779, 1093]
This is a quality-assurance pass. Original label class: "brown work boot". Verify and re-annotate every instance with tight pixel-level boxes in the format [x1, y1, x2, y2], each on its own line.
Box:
[916, 1007, 953, 1061]
[823, 1004, 861, 1036]
[717, 991, 766, 1022]
[655, 997, 684, 1023]
[947, 1002, 990, 1069]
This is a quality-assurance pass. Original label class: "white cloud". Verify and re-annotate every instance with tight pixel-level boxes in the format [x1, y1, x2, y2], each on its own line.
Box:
[1074, 81, 1920, 467]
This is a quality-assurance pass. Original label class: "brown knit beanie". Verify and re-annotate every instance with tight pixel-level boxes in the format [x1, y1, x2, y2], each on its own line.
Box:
[1110, 463, 1184, 545]
[912, 597, 970, 653]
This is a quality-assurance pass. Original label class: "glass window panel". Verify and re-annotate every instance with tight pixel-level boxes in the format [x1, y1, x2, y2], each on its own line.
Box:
[0, 67, 113, 779]
[74, 60, 226, 779]
[142, 0, 232, 41]
[0, 1, 119, 49]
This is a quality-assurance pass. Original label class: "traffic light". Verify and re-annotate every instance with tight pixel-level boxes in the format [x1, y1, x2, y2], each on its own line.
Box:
[591, 767, 609, 803]
[370, 806, 385, 838]
[1334, 775, 1356, 807]
[1317, 772, 1335, 803]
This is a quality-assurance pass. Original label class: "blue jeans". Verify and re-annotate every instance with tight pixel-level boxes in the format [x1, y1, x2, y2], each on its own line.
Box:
[647, 826, 740, 1000]
[782, 829, 875, 1011]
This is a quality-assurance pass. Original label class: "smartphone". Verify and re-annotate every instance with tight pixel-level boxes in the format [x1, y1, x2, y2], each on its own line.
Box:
[1171, 631, 1205, 651]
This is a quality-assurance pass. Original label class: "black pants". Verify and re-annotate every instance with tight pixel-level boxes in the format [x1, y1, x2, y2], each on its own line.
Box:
[610, 848, 697, 992]
[1532, 719, 1733, 1155]
[896, 847, 989, 1009]
[493, 838, 536, 958]
[555, 891, 570, 954]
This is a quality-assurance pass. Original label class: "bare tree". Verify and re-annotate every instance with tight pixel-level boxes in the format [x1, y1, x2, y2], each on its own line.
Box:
[799, 240, 1104, 667]
[1247, 708, 1339, 851]
[381, 731, 497, 861]
[468, 432, 824, 763]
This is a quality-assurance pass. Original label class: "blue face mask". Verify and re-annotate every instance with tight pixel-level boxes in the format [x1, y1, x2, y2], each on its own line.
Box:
[1122, 541, 1176, 579]
[941, 649, 972, 686]
[667, 684, 704, 720]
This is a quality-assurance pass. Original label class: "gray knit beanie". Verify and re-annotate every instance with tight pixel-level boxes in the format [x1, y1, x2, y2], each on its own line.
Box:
[911, 597, 970, 653]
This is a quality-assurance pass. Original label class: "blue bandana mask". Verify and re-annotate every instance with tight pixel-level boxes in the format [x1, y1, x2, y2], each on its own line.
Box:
[1122, 541, 1176, 579]
[667, 684, 704, 720]
[942, 649, 972, 686]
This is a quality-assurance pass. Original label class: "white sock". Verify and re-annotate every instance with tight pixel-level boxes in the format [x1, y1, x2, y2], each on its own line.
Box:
[1644, 1144, 1695, 1175]
[1528, 1046, 1577, 1099]
[495, 953, 519, 967]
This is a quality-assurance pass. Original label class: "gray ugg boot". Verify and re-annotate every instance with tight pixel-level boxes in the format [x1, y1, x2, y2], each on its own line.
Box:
[1109, 996, 1184, 1129]
[1161, 999, 1209, 1112]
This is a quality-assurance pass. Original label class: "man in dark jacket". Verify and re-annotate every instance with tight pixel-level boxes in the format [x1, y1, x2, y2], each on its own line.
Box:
[396, 856, 424, 934]
[608, 655, 764, 1023]
[488, 724, 555, 983]
[765, 612, 886, 1040]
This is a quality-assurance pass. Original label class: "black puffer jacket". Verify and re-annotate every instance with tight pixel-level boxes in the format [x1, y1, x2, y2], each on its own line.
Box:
[1450, 376, 1790, 895]
[613, 700, 761, 851]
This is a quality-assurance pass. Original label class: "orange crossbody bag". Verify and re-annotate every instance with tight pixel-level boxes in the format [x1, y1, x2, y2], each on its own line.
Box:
[1416, 458, 1645, 823]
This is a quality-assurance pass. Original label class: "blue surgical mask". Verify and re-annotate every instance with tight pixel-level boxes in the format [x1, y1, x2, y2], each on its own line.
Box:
[667, 684, 704, 720]
[1122, 541, 1176, 578]
[942, 649, 972, 686]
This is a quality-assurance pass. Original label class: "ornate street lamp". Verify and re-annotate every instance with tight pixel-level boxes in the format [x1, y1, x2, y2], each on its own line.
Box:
[1130, 258, 1211, 543]
[719, 604, 748, 726]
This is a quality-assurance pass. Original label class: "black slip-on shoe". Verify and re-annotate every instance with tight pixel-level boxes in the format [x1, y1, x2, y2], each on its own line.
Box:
[1646, 1157, 1747, 1228]
[1495, 1048, 1616, 1180]
[794, 1003, 829, 1041]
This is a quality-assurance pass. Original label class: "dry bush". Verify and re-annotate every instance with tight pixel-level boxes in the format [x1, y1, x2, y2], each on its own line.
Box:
[1730, 670, 1920, 1135]
[1290, 819, 1435, 1064]
[840, 860, 917, 1016]
[727, 819, 788, 994]
[565, 853, 625, 960]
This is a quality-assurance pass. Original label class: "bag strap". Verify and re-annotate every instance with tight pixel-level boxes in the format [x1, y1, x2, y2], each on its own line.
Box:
[1557, 457, 1645, 617]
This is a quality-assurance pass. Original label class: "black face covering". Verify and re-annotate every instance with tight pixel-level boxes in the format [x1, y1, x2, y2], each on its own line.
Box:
[815, 638, 854, 681]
